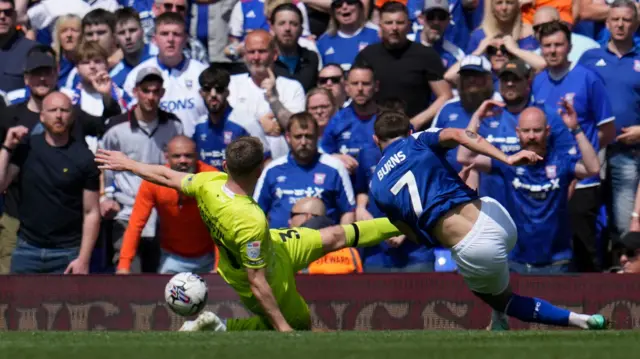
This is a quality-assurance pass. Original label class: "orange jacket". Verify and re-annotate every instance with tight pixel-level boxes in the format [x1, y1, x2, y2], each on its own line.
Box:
[521, 0, 573, 25]
[117, 161, 218, 271]
[303, 248, 363, 274]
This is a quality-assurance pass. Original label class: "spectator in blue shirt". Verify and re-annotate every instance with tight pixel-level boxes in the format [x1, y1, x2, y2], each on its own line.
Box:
[533, 20, 616, 272]
[580, 0, 640, 243]
[254, 112, 356, 228]
[193, 66, 271, 170]
[459, 98, 601, 273]
[409, 0, 465, 70]
[316, 0, 380, 70]
[466, 0, 538, 54]
[110, 8, 154, 89]
[0, 0, 35, 92]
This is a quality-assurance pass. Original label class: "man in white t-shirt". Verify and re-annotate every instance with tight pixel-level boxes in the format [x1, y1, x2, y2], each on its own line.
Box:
[227, 30, 305, 159]
[124, 12, 207, 137]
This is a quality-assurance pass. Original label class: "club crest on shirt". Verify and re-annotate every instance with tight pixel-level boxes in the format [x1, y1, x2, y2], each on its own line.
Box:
[314, 173, 326, 185]
[224, 131, 233, 144]
[246, 241, 261, 260]
[545, 165, 557, 179]
[634, 60, 640, 72]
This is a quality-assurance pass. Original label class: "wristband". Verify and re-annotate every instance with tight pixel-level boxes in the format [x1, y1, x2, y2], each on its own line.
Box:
[1, 145, 13, 153]
[570, 127, 583, 135]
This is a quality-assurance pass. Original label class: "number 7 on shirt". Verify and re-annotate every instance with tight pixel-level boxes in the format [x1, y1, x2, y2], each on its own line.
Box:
[390, 171, 424, 216]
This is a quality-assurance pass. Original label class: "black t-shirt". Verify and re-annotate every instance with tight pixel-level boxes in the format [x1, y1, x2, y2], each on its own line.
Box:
[354, 42, 446, 120]
[11, 134, 100, 248]
[0, 103, 43, 218]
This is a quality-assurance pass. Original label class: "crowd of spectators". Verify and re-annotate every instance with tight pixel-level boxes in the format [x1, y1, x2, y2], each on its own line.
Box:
[0, 0, 639, 275]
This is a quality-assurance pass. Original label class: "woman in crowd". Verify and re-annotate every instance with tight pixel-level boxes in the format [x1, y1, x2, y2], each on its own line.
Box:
[306, 87, 337, 140]
[466, 0, 537, 53]
[51, 14, 83, 88]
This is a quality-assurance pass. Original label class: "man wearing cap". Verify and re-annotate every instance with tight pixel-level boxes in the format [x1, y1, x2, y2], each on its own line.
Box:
[616, 232, 640, 273]
[409, 0, 464, 70]
[100, 66, 183, 273]
[431, 55, 496, 174]
[533, 20, 615, 272]
[0, 0, 36, 93]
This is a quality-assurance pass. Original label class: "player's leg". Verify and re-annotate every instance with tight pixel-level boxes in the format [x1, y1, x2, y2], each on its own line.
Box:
[321, 218, 402, 253]
[451, 197, 608, 330]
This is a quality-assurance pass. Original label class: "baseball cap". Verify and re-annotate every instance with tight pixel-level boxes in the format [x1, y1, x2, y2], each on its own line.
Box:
[24, 52, 57, 73]
[135, 67, 164, 86]
[498, 59, 531, 79]
[423, 0, 449, 12]
[619, 231, 640, 254]
[458, 55, 491, 74]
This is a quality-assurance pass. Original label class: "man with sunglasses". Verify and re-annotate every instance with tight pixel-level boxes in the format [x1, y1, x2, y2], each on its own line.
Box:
[532, 7, 600, 65]
[193, 66, 271, 171]
[617, 231, 640, 273]
[0, 0, 36, 92]
[255, 112, 355, 229]
[144, 0, 208, 63]
[409, 0, 464, 70]
[100, 67, 183, 273]
[317, 64, 348, 107]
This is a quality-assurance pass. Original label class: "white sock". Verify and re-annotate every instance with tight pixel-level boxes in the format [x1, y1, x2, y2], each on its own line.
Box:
[568, 312, 591, 329]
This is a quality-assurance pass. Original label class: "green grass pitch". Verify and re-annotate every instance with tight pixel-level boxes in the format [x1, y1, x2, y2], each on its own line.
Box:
[0, 331, 638, 359]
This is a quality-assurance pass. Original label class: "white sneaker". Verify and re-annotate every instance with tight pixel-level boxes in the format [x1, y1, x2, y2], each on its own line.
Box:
[179, 311, 227, 332]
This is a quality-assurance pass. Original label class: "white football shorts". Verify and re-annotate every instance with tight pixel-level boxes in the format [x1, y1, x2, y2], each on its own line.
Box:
[450, 197, 517, 295]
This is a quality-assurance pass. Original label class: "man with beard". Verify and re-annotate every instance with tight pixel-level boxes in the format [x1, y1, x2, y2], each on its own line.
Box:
[409, 0, 464, 70]
[459, 99, 601, 276]
[271, 3, 320, 92]
[116, 135, 218, 274]
[0, 92, 101, 274]
[100, 67, 183, 273]
[431, 55, 496, 173]
[228, 30, 305, 159]
[478, 58, 575, 209]
[193, 66, 271, 171]
[533, 20, 616, 272]
[255, 112, 355, 228]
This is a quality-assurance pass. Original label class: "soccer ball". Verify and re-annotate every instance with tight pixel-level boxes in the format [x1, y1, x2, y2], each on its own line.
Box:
[164, 272, 209, 317]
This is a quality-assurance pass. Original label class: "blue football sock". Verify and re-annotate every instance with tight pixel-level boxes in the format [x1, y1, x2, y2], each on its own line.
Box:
[505, 294, 570, 327]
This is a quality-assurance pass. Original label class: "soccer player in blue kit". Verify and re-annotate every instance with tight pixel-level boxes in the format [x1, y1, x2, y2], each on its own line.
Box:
[369, 101, 608, 330]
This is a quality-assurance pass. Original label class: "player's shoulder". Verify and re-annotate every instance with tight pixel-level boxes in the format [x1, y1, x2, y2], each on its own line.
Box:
[186, 58, 208, 73]
[275, 75, 304, 90]
[130, 57, 158, 73]
[103, 112, 131, 134]
[318, 153, 348, 172]
[580, 46, 606, 61]
[6, 88, 28, 105]
[193, 115, 210, 132]
[262, 155, 290, 173]
[184, 171, 227, 193]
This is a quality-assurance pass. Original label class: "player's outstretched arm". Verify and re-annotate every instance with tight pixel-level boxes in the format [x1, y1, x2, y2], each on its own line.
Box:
[95, 149, 187, 192]
[246, 268, 294, 332]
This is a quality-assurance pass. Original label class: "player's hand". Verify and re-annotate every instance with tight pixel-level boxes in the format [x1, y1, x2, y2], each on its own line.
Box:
[617, 126, 640, 145]
[92, 71, 114, 98]
[259, 113, 282, 136]
[386, 235, 406, 248]
[332, 154, 359, 174]
[557, 96, 579, 131]
[95, 149, 135, 172]
[471, 100, 504, 123]
[116, 268, 131, 275]
[507, 150, 543, 166]
[100, 199, 121, 219]
[355, 206, 374, 221]
[3, 125, 29, 150]
[261, 69, 279, 101]
[64, 258, 89, 275]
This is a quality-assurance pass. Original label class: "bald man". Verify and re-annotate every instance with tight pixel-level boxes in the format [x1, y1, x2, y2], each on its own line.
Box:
[289, 197, 327, 228]
[227, 29, 306, 159]
[0, 92, 101, 274]
[117, 135, 218, 274]
[459, 98, 601, 276]
[532, 6, 600, 64]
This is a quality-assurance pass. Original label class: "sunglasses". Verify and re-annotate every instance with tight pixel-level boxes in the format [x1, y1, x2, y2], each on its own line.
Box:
[486, 45, 508, 56]
[331, 0, 360, 9]
[162, 3, 187, 12]
[290, 212, 320, 219]
[318, 75, 342, 84]
[201, 84, 226, 93]
[0, 8, 14, 17]
[425, 10, 448, 21]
